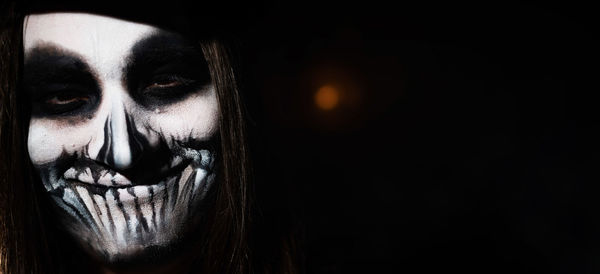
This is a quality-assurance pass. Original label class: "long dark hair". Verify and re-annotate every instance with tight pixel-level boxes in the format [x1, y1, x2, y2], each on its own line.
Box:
[1, 2, 296, 273]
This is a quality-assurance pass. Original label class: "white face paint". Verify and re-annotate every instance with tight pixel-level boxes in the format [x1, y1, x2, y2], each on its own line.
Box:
[23, 13, 219, 262]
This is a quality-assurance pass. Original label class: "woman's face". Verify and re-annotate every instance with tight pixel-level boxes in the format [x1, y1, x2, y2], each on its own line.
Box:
[23, 13, 219, 262]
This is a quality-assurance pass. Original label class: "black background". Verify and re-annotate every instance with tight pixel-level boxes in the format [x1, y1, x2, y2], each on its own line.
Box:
[237, 1, 597, 273]
[24, 0, 596, 272]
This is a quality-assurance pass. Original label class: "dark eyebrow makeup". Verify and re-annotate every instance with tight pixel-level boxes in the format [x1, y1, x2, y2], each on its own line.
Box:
[24, 44, 101, 118]
[124, 30, 211, 108]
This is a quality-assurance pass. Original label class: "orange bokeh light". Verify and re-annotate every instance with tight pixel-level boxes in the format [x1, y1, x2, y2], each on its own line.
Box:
[315, 85, 340, 110]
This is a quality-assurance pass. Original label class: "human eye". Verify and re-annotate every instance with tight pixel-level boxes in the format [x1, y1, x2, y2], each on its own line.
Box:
[32, 84, 98, 116]
[39, 89, 92, 115]
[24, 46, 101, 118]
[131, 68, 208, 107]
[125, 32, 211, 108]
[141, 74, 198, 99]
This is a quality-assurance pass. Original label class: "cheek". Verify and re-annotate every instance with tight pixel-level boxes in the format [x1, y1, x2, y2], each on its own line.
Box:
[27, 116, 104, 165]
[144, 86, 219, 141]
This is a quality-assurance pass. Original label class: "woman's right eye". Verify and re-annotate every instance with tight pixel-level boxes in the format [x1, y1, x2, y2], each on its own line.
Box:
[39, 90, 91, 115]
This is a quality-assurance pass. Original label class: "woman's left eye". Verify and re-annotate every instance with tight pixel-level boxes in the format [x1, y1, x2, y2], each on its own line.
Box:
[141, 75, 197, 99]
[147, 78, 183, 89]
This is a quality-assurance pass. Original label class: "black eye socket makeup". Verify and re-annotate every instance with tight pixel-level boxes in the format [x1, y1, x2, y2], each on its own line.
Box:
[24, 45, 101, 118]
[124, 31, 212, 108]
[24, 31, 212, 119]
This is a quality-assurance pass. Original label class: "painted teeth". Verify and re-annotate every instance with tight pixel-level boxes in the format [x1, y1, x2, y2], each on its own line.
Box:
[170, 155, 184, 169]
[50, 164, 214, 260]
[64, 167, 133, 186]
[99, 172, 131, 186]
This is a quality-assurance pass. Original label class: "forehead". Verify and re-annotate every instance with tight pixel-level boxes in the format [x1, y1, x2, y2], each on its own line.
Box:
[24, 13, 157, 69]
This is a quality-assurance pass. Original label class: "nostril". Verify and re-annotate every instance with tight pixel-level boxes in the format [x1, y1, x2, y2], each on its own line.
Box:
[115, 136, 174, 185]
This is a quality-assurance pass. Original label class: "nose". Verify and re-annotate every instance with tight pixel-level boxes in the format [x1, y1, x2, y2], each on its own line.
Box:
[95, 99, 145, 171]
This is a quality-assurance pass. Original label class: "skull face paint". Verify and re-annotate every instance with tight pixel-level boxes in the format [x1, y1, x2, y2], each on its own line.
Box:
[23, 13, 219, 261]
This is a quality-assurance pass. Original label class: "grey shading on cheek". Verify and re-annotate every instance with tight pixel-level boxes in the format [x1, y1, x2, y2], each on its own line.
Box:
[32, 110, 218, 261]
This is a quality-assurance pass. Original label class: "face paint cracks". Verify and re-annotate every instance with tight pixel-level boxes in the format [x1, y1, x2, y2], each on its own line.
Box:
[23, 13, 219, 261]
